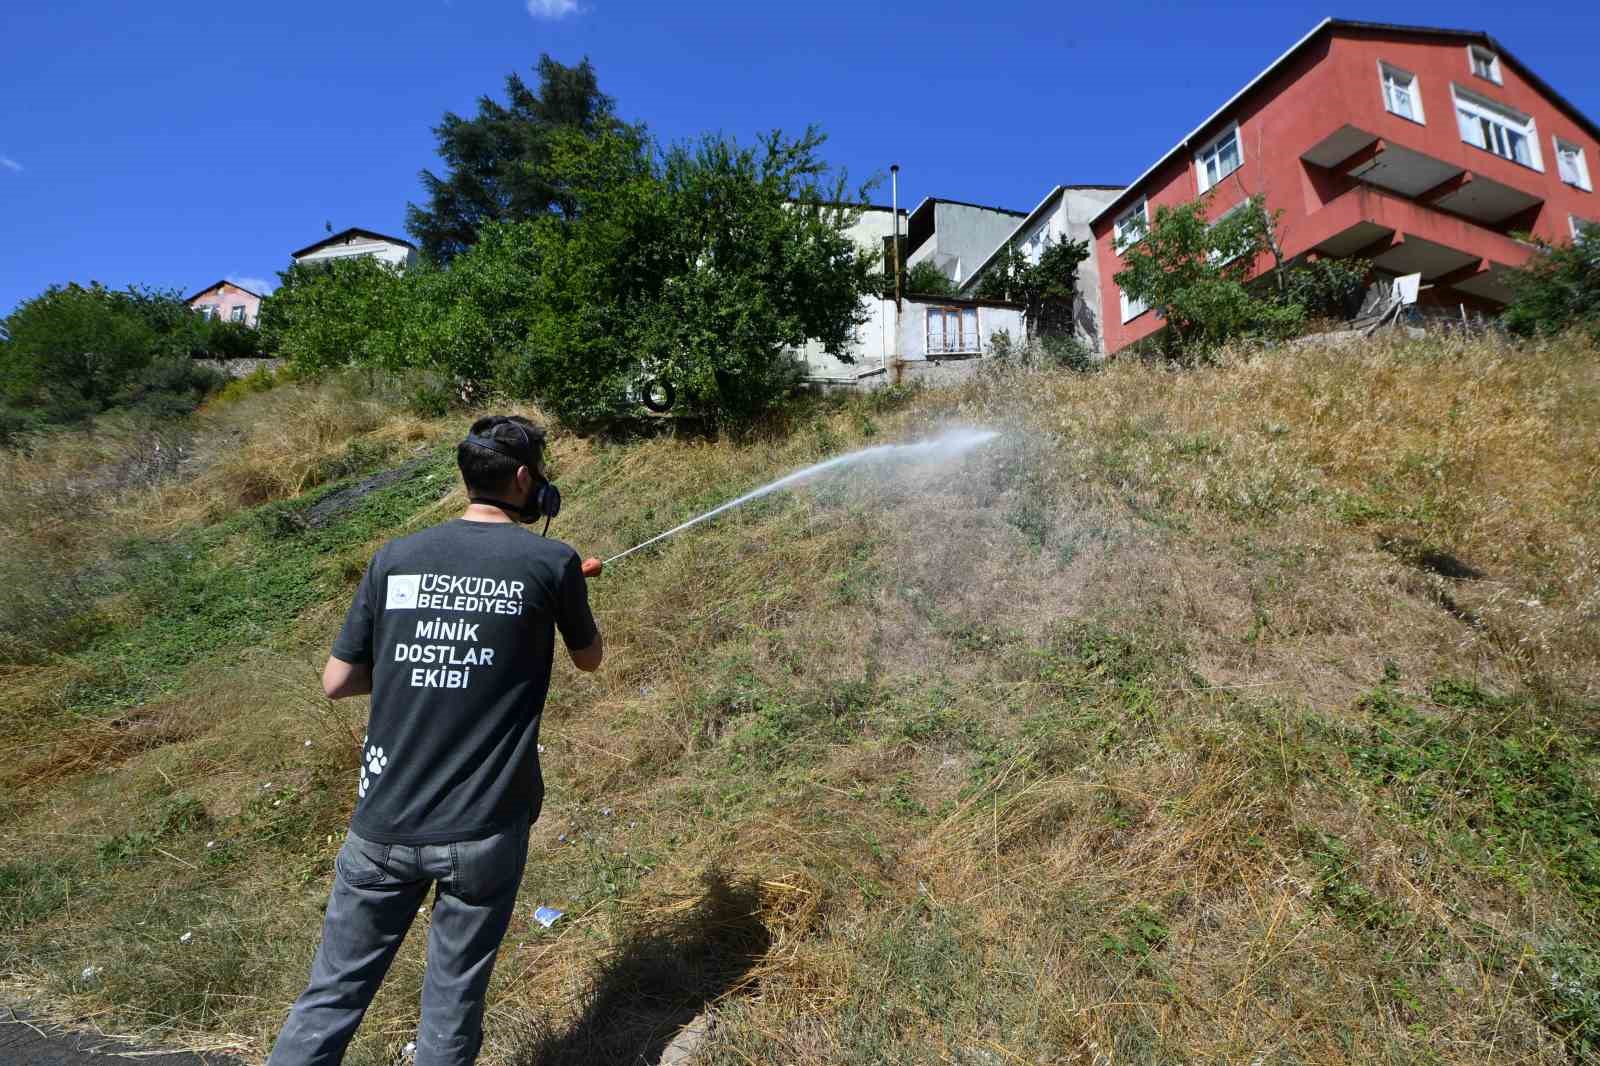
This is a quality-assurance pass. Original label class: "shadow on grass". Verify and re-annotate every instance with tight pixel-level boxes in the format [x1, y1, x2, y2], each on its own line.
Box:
[509, 871, 772, 1066]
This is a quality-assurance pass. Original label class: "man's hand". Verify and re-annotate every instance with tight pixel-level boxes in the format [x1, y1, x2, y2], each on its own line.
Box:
[581, 557, 603, 579]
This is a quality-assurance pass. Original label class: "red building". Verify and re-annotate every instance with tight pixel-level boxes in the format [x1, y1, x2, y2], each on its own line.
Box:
[1091, 19, 1599, 353]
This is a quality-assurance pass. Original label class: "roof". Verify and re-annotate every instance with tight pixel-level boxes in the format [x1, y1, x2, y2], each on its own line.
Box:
[290, 227, 418, 261]
[903, 292, 1024, 309]
[1091, 18, 1600, 225]
[908, 196, 1030, 221]
[961, 184, 1125, 291]
[185, 279, 264, 302]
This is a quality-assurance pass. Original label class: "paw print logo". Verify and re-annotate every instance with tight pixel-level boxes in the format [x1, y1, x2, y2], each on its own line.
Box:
[358, 745, 389, 798]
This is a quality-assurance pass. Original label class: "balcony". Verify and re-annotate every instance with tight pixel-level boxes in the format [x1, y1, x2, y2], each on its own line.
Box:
[1302, 124, 1542, 226]
[1291, 183, 1536, 304]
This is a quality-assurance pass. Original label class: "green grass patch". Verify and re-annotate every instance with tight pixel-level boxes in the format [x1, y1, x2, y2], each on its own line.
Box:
[64, 447, 457, 713]
[1349, 681, 1600, 915]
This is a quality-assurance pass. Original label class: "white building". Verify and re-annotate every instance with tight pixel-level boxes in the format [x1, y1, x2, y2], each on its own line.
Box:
[961, 185, 1124, 350]
[290, 227, 419, 270]
[795, 201, 1030, 388]
[903, 197, 1029, 287]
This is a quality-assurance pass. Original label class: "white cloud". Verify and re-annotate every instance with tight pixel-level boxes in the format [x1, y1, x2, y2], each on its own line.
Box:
[0, 157, 22, 173]
[227, 275, 276, 295]
[526, 0, 579, 18]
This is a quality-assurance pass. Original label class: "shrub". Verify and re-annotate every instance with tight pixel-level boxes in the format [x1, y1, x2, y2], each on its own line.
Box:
[1503, 224, 1600, 342]
[904, 260, 957, 296]
[1280, 257, 1371, 320]
[973, 234, 1090, 339]
[1114, 194, 1305, 359]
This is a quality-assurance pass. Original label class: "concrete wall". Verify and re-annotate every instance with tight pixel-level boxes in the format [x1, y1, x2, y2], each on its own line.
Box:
[192, 356, 285, 379]
[795, 295, 893, 384]
[793, 205, 905, 384]
[797, 295, 1024, 388]
[906, 202, 1027, 285]
[295, 235, 417, 270]
[896, 296, 1024, 363]
[187, 282, 262, 327]
[997, 188, 1124, 349]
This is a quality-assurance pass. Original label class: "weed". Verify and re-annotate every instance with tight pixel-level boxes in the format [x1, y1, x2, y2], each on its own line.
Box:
[1097, 902, 1170, 977]
[1350, 685, 1600, 912]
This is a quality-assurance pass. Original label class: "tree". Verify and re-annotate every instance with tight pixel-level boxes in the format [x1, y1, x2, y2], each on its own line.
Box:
[510, 126, 878, 422]
[0, 284, 213, 407]
[257, 258, 411, 373]
[405, 56, 633, 264]
[1503, 223, 1600, 343]
[904, 260, 956, 296]
[0, 283, 225, 433]
[1112, 194, 1303, 357]
[972, 235, 1090, 338]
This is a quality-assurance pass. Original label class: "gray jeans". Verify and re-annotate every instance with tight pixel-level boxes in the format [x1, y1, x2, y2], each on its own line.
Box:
[267, 816, 531, 1066]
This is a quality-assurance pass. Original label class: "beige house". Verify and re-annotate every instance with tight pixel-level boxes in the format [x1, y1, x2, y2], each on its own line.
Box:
[290, 227, 419, 270]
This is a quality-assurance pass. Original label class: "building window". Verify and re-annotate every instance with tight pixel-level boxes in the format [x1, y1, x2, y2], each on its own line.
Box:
[926, 306, 979, 355]
[1022, 226, 1047, 263]
[1119, 287, 1148, 324]
[196, 305, 216, 320]
[230, 306, 247, 323]
[1207, 199, 1253, 265]
[1112, 197, 1149, 252]
[1195, 124, 1243, 193]
[1379, 63, 1424, 123]
[1468, 45, 1501, 84]
[1454, 88, 1541, 170]
[1573, 215, 1597, 243]
[1556, 138, 1592, 191]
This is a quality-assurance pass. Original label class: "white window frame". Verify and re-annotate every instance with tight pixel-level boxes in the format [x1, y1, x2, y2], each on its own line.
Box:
[1112, 197, 1149, 253]
[1555, 137, 1593, 192]
[1207, 198, 1254, 266]
[1378, 61, 1425, 125]
[1119, 286, 1148, 324]
[229, 305, 247, 323]
[925, 305, 981, 355]
[1195, 123, 1243, 193]
[1022, 224, 1048, 264]
[1453, 85, 1543, 171]
[1468, 45, 1502, 85]
[1572, 215, 1597, 243]
[196, 304, 216, 320]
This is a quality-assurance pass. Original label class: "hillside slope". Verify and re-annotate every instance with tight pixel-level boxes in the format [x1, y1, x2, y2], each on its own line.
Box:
[1, 335, 1598, 1065]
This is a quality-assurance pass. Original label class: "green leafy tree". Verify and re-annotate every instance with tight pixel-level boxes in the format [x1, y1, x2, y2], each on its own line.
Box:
[510, 126, 877, 422]
[257, 258, 411, 373]
[973, 235, 1090, 337]
[904, 260, 957, 296]
[0, 283, 210, 410]
[1504, 223, 1600, 342]
[1113, 194, 1303, 357]
[405, 55, 633, 264]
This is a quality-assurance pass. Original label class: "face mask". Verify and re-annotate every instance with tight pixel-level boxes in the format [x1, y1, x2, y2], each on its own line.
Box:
[463, 431, 562, 534]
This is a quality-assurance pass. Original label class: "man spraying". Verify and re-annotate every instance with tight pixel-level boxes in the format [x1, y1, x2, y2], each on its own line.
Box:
[268, 415, 604, 1066]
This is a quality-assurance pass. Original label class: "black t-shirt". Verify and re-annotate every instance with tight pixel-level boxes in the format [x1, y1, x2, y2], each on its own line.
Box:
[331, 518, 598, 845]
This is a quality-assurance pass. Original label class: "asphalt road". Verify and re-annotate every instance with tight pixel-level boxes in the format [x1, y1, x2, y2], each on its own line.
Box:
[0, 1012, 242, 1066]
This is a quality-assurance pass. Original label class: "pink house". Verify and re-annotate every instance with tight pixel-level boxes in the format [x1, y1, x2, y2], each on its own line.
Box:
[186, 280, 263, 327]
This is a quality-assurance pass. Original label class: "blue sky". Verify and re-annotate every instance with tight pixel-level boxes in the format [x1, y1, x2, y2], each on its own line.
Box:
[2, 0, 1596, 315]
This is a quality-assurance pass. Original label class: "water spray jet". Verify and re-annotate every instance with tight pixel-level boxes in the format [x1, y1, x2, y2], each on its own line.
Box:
[586, 427, 1000, 575]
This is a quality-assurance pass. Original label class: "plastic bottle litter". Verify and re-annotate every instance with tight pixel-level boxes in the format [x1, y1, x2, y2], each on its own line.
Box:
[532, 906, 563, 929]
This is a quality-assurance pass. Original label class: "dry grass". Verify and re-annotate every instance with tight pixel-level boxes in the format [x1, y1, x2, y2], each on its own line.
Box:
[2, 332, 1598, 1064]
